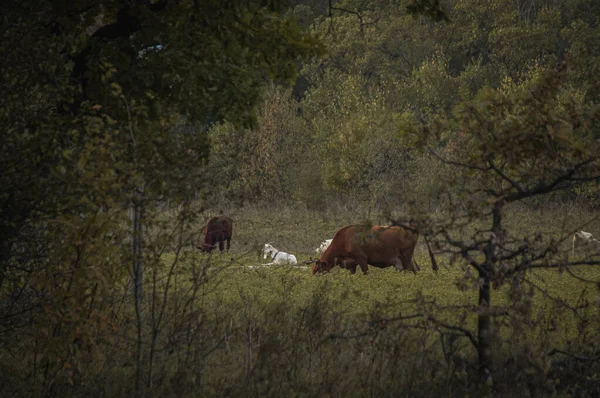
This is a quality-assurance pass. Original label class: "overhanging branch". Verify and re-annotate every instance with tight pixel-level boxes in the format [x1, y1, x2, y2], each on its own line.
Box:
[504, 156, 600, 203]
[428, 146, 489, 172]
[488, 157, 525, 194]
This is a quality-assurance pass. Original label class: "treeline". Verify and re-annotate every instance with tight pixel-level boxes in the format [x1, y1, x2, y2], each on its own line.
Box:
[207, 0, 600, 209]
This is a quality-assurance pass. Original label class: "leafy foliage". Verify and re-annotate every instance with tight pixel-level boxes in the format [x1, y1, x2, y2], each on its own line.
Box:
[400, 66, 600, 377]
[1, 0, 323, 395]
[3, 0, 600, 395]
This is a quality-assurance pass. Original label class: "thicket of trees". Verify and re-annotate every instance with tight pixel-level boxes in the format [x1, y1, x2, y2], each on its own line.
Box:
[1, 1, 324, 396]
[2, 0, 600, 396]
[211, 0, 600, 209]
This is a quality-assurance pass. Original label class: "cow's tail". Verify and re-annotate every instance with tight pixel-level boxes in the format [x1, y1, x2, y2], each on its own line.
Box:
[424, 235, 439, 272]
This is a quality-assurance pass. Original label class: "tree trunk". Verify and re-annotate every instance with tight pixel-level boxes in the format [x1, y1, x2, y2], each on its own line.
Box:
[132, 185, 144, 299]
[131, 184, 145, 397]
[477, 271, 492, 374]
[0, 223, 20, 292]
[0, 243, 8, 293]
[477, 201, 503, 377]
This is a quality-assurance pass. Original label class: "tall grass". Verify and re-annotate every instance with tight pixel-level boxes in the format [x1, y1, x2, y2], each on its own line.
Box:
[2, 202, 599, 397]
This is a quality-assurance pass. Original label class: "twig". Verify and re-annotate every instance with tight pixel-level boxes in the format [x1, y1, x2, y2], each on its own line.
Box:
[564, 266, 600, 284]
[428, 146, 489, 172]
[548, 348, 600, 362]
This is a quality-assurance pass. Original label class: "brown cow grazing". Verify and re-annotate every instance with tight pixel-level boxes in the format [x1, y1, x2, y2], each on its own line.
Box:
[198, 216, 233, 253]
[308, 224, 437, 275]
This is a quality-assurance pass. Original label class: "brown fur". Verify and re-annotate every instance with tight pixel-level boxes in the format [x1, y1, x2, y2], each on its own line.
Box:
[198, 216, 233, 253]
[312, 224, 435, 275]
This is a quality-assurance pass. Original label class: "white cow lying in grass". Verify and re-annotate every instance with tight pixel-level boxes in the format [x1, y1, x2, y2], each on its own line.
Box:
[315, 239, 332, 255]
[572, 230, 600, 254]
[263, 243, 298, 265]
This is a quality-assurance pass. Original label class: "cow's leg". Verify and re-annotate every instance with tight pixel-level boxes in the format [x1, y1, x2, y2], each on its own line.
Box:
[342, 258, 357, 274]
[219, 239, 225, 252]
[394, 257, 404, 271]
[226, 237, 231, 251]
[357, 258, 369, 275]
[206, 234, 214, 252]
[400, 249, 418, 274]
[413, 259, 421, 272]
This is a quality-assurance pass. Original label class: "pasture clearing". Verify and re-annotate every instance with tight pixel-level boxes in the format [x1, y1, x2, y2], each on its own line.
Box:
[177, 202, 600, 340]
[10, 203, 594, 397]
[130, 203, 600, 396]
[173, 250, 599, 345]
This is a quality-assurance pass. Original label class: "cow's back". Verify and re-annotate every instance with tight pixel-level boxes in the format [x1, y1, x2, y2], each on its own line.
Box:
[361, 226, 419, 267]
[205, 216, 233, 242]
[319, 224, 419, 269]
[320, 225, 358, 262]
[216, 216, 233, 235]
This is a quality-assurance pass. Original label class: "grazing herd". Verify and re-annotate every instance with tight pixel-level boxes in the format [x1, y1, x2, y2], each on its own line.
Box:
[197, 214, 438, 275]
[198, 216, 596, 275]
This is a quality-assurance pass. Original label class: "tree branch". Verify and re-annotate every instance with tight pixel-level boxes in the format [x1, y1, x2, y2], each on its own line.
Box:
[439, 229, 488, 276]
[488, 157, 525, 194]
[428, 146, 489, 172]
[564, 266, 600, 284]
[504, 156, 600, 203]
[528, 259, 600, 269]
[548, 348, 600, 362]
[433, 320, 478, 349]
[523, 278, 589, 320]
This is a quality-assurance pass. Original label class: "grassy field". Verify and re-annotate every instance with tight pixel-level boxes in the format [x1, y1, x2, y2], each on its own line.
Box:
[193, 202, 600, 316]
[179, 243, 599, 345]
[129, 203, 599, 396]
[42, 202, 593, 397]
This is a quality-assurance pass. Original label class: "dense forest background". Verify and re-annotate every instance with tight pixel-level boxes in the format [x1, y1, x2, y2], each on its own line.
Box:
[208, 0, 600, 211]
[2, 0, 600, 397]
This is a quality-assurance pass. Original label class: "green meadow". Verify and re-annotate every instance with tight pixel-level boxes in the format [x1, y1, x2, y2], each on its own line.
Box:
[118, 204, 600, 397]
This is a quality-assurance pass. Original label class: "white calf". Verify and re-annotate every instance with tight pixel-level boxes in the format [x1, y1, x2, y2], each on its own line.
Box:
[315, 239, 332, 255]
[572, 230, 600, 254]
[263, 243, 298, 265]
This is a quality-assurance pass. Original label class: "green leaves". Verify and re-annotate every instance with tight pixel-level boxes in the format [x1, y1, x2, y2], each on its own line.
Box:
[406, 0, 449, 22]
[1, 2, 327, 391]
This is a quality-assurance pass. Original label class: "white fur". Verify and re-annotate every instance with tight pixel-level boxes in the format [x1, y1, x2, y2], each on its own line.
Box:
[263, 243, 297, 265]
[572, 230, 600, 253]
[315, 239, 332, 254]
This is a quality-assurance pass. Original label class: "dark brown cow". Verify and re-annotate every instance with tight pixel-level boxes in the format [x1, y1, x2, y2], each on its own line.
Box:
[198, 216, 233, 253]
[309, 224, 437, 275]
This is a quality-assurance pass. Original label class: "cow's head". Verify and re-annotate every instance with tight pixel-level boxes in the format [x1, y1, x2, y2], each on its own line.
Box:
[199, 243, 215, 253]
[312, 261, 327, 275]
[305, 258, 332, 275]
